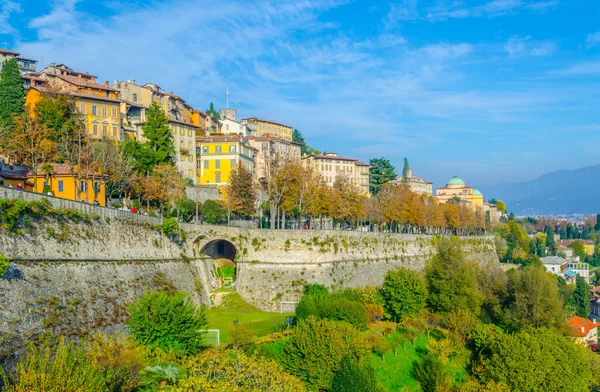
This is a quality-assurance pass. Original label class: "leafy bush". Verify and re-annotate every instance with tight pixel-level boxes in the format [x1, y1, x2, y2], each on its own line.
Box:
[228, 323, 255, 350]
[201, 200, 227, 224]
[320, 298, 369, 328]
[331, 356, 380, 392]
[381, 268, 428, 321]
[1, 337, 106, 392]
[85, 334, 149, 392]
[127, 291, 208, 355]
[0, 254, 9, 277]
[282, 317, 369, 391]
[413, 354, 449, 392]
[295, 286, 369, 328]
[161, 218, 179, 236]
[138, 363, 183, 391]
[177, 349, 306, 391]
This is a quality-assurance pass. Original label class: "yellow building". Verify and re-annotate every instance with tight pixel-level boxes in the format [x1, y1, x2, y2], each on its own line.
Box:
[241, 117, 292, 140]
[0, 164, 106, 206]
[196, 136, 255, 185]
[435, 176, 484, 210]
[26, 70, 122, 141]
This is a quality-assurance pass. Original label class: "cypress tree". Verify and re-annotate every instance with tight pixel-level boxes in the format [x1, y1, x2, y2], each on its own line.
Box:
[0, 58, 25, 128]
[141, 101, 175, 166]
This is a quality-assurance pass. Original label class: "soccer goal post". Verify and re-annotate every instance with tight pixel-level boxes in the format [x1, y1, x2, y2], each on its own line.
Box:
[198, 329, 220, 346]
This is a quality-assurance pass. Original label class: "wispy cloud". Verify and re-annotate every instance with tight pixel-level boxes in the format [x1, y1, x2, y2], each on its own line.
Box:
[505, 36, 556, 57]
[586, 31, 600, 49]
[0, 0, 21, 35]
[386, 0, 560, 23]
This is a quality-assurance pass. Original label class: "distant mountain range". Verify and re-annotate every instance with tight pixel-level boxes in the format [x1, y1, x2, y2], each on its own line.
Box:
[483, 165, 600, 216]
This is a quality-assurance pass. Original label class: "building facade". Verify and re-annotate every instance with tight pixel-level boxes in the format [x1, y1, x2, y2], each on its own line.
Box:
[391, 168, 432, 195]
[435, 176, 484, 210]
[301, 152, 370, 195]
[220, 118, 252, 136]
[247, 135, 302, 181]
[0, 48, 37, 73]
[567, 316, 600, 344]
[241, 117, 293, 140]
[196, 135, 255, 185]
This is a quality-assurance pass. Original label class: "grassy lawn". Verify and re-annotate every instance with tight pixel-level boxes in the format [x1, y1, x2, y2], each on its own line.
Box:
[372, 332, 469, 392]
[205, 291, 292, 345]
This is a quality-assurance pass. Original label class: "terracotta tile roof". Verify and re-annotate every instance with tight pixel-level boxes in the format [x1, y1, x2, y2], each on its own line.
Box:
[558, 240, 595, 247]
[567, 316, 599, 337]
[168, 118, 199, 128]
[45, 73, 117, 92]
[241, 117, 292, 129]
[246, 135, 303, 146]
[0, 48, 19, 55]
[17, 56, 37, 62]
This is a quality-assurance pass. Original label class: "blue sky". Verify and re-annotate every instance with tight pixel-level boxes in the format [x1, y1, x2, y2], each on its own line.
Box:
[1, 0, 599, 192]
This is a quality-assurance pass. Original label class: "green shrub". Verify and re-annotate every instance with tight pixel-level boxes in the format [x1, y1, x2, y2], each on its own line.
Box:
[138, 363, 183, 391]
[413, 354, 449, 392]
[295, 287, 369, 328]
[161, 218, 179, 236]
[0, 254, 9, 277]
[228, 323, 255, 350]
[331, 356, 380, 392]
[321, 299, 369, 328]
[201, 200, 227, 224]
[282, 317, 369, 391]
[381, 268, 428, 321]
[126, 291, 208, 355]
[1, 337, 106, 391]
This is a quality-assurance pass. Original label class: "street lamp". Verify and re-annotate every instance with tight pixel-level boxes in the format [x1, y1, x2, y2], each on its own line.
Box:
[376, 315, 381, 334]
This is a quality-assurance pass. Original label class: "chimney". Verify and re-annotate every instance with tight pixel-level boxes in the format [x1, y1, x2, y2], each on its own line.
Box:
[582, 327, 585, 332]
[594, 319, 597, 324]
[131, 79, 135, 85]
[104, 81, 109, 87]
[113, 79, 117, 86]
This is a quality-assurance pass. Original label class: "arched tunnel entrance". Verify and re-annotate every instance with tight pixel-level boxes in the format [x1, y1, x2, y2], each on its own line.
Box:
[199, 239, 238, 289]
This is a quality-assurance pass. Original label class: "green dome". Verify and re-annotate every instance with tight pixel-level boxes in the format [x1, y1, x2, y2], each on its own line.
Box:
[447, 176, 465, 186]
[473, 189, 482, 195]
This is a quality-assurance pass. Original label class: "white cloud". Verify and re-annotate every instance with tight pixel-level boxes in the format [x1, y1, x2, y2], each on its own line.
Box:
[586, 31, 600, 49]
[505, 36, 555, 57]
[421, 43, 473, 60]
[0, 0, 21, 35]
[422, 0, 558, 21]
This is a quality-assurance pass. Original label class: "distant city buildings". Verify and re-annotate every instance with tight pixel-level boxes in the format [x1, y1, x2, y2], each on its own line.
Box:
[241, 117, 293, 141]
[391, 168, 432, 195]
[301, 152, 370, 195]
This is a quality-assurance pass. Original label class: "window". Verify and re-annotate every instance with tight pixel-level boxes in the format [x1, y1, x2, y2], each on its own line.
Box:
[215, 159, 220, 169]
[101, 105, 108, 117]
[180, 141, 184, 149]
[79, 102, 86, 114]
[188, 129, 192, 137]
[189, 155, 193, 162]
[188, 170, 192, 178]
[91, 105, 97, 115]
[203, 146, 208, 153]
[204, 160, 209, 169]
[112, 125, 118, 138]
[58, 180, 64, 193]
[231, 159, 236, 168]
[132, 93, 137, 102]
[216, 146, 222, 153]
[215, 172, 221, 183]
[111, 106, 118, 118]
[226, 124, 229, 131]
[79, 181, 88, 193]
[188, 142, 192, 150]
[92, 122, 98, 135]
[93, 182, 100, 193]
[180, 127, 184, 136]
[102, 123, 108, 137]
[229, 145, 236, 153]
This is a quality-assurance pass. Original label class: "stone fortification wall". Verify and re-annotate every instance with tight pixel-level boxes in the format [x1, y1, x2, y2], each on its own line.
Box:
[185, 185, 221, 203]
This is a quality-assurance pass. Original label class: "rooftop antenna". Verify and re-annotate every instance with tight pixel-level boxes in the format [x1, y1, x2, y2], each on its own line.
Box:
[226, 88, 229, 109]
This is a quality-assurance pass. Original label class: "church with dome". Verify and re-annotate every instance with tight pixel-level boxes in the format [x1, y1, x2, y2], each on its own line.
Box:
[435, 176, 485, 210]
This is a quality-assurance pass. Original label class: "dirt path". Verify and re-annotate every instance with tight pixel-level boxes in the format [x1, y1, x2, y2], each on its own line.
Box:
[211, 291, 233, 306]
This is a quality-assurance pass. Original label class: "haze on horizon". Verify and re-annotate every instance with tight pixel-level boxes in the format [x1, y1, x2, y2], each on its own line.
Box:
[2, 0, 598, 189]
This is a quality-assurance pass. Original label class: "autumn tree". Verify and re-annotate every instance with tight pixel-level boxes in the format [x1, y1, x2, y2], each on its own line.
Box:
[224, 167, 256, 225]
[0, 58, 25, 129]
[34, 93, 81, 151]
[261, 149, 296, 229]
[330, 175, 365, 228]
[1, 109, 58, 192]
[92, 138, 136, 204]
[569, 239, 586, 260]
[369, 157, 396, 195]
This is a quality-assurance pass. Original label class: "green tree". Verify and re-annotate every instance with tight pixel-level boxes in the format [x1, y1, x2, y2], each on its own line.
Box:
[401, 157, 410, 183]
[413, 354, 449, 392]
[0, 254, 9, 277]
[201, 200, 227, 224]
[596, 214, 600, 231]
[282, 317, 369, 391]
[496, 200, 507, 215]
[502, 266, 565, 331]
[331, 356, 380, 392]
[479, 327, 591, 392]
[569, 275, 591, 318]
[569, 239, 586, 260]
[292, 128, 321, 155]
[126, 291, 207, 355]
[369, 157, 397, 195]
[0, 58, 25, 128]
[380, 268, 428, 321]
[140, 101, 175, 167]
[426, 238, 483, 314]
[206, 102, 220, 120]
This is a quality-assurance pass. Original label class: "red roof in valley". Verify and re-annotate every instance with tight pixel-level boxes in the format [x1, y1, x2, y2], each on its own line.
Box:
[567, 316, 599, 337]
